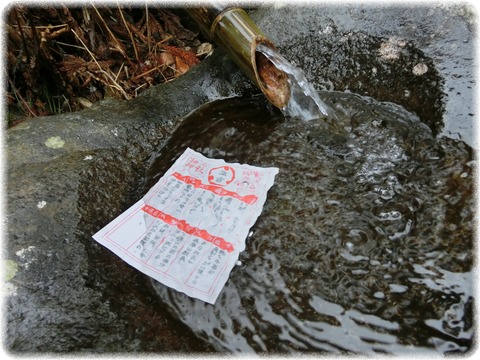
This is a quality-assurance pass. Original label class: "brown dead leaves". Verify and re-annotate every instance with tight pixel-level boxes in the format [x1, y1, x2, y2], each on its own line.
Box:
[6, 5, 213, 124]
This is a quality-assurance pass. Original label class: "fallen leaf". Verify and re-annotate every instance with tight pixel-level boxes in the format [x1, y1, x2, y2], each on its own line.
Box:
[175, 56, 190, 76]
[159, 51, 175, 67]
[162, 45, 199, 66]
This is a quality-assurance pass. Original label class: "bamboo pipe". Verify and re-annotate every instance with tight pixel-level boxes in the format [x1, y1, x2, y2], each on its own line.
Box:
[187, 6, 290, 109]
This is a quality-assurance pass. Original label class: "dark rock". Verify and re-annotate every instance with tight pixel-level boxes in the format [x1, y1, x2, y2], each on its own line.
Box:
[4, 3, 475, 354]
[4, 51, 245, 352]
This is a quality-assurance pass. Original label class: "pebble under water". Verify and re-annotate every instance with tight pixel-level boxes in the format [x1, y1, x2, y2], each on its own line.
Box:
[142, 92, 473, 355]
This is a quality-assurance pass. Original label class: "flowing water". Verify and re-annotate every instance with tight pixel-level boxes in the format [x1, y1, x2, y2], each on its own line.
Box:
[142, 92, 474, 354]
[257, 43, 332, 122]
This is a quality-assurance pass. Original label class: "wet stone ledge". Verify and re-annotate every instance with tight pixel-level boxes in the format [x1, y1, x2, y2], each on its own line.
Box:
[5, 52, 244, 352]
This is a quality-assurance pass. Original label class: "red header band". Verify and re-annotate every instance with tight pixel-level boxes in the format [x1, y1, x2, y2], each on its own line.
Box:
[142, 204, 235, 253]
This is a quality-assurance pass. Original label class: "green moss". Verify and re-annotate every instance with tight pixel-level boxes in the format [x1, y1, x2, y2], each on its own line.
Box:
[45, 136, 66, 149]
[4, 260, 19, 281]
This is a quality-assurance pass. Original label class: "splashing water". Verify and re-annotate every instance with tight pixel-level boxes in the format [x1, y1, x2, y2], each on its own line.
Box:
[257, 43, 331, 121]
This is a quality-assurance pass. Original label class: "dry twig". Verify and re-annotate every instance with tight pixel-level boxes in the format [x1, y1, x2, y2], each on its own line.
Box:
[6, 5, 211, 125]
[71, 28, 131, 99]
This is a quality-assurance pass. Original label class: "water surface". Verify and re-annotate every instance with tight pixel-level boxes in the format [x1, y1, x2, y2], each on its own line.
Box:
[143, 93, 473, 354]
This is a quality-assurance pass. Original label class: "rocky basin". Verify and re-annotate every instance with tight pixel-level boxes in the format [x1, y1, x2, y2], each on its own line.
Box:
[4, 3, 475, 354]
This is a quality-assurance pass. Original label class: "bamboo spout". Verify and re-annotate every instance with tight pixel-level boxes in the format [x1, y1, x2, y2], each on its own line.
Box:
[187, 6, 290, 109]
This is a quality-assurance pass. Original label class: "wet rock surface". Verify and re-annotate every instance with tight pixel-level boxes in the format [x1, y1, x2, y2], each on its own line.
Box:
[5, 53, 242, 352]
[4, 3, 475, 354]
[254, 3, 476, 147]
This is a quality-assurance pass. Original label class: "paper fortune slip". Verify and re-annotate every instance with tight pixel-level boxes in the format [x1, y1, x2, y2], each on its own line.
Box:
[93, 148, 279, 304]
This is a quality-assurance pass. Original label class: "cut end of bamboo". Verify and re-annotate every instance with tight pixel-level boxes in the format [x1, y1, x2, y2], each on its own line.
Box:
[187, 7, 290, 110]
[253, 39, 290, 109]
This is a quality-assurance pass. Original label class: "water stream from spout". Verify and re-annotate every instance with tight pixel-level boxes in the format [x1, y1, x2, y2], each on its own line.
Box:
[257, 43, 331, 121]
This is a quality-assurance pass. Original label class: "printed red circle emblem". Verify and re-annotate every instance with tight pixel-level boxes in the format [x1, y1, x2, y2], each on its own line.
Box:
[208, 166, 235, 186]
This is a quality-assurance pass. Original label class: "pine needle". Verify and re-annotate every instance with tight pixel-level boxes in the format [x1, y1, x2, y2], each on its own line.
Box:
[71, 28, 130, 100]
[146, 3, 151, 54]
[92, 4, 127, 58]
[117, 5, 139, 61]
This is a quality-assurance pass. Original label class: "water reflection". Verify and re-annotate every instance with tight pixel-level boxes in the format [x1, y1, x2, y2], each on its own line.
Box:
[145, 93, 473, 354]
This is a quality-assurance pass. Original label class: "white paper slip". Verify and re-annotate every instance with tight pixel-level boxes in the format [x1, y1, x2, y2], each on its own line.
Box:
[93, 148, 279, 304]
